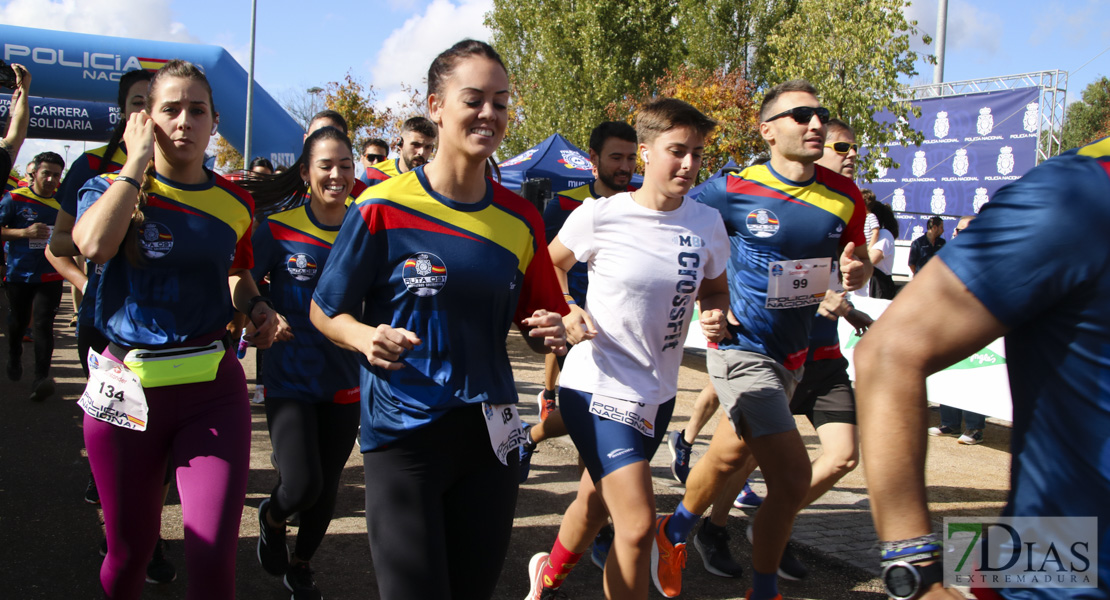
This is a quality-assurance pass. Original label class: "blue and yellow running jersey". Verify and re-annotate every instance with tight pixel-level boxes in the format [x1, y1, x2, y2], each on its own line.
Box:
[314, 166, 569, 451]
[6, 169, 21, 192]
[359, 158, 401, 187]
[940, 137, 1110, 597]
[77, 170, 254, 348]
[698, 163, 865, 369]
[252, 203, 359, 404]
[0, 186, 62, 283]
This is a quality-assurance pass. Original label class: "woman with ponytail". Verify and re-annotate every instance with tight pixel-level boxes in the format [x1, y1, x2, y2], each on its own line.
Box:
[72, 59, 291, 600]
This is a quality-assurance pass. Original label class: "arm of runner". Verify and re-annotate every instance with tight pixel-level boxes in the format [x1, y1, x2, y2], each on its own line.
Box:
[229, 267, 293, 348]
[839, 241, 873, 292]
[45, 246, 87, 292]
[309, 300, 421, 370]
[1, 64, 30, 157]
[697, 272, 730, 343]
[49, 210, 80, 257]
[549, 235, 596, 344]
[520, 309, 567, 356]
[854, 258, 1007, 578]
[1, 221, 49, 241]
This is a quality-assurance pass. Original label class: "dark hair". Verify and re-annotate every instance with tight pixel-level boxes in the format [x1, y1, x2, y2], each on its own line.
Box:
[760, 79, 818, 122]
[589, 121, 637, 153]
[749, 154, 770, 166]
[125, 60, 215, 266]
[32, 151, 64, 172]
[248, 157, 274, 171]
[861, 188, 877, 203]
[237, 126, 353, 216]
[362, 138, 388, 153]
[99, 70, 155, 176]
[635, 98, 716, 146]
[867, 197, 899, 237]
[308, 110, 348, 135]
[427, 40, 508, 181]
[826, 118, 854, 138]
[927, 215, 943, 229]
[401, 116, 437, 140]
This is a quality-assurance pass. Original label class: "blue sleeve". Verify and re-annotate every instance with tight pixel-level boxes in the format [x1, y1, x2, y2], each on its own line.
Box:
[56, 153, 96, 216]
[76, 175, 112, 222]
[695, 179, 731, 232]
[249, 219, 277, 283]
[0, 192, 13, 225]
[312, 203, 380, 317]
[542, 195, 564, 244]
[940, 155, 1110, 328]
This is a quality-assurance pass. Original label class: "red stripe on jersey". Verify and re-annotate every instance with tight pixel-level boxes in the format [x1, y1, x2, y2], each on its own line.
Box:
[727, 177, 806, 207]
[364, 168, 389, 182]
[1100, 161, 1110, 180]
[811, 344, 842, 361]
[268, 221, 332, 249]
[213, 175, 255, 214]
[558, 195, 584, 211]
[233, 227, 253, 270]
[145, 195, 204, 217]
[351, 179, 368, 198]
[359, 203, 481, 241]
[41, 273, 64, 282]
[783, 347, 809, 371]
[332, 387, 360, 404]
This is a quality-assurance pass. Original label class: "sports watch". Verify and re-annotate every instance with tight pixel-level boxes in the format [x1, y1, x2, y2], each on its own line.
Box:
[882, 560, 944, 599]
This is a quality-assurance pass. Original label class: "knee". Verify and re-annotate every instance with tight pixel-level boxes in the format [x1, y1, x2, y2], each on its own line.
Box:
[276, 472, 324, 513]
[829, 450, 859, 477]
[613, 515, 655, 554]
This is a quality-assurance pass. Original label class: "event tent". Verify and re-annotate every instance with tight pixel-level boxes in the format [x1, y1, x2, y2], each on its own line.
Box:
[687, 159, 740, 201]
[498, 134, 643, 192]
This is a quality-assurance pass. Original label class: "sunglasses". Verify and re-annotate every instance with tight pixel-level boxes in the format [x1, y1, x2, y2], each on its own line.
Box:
[825, 141, 858, 155]
[765, 106, 831, 125]
[365, 153, 386, 163]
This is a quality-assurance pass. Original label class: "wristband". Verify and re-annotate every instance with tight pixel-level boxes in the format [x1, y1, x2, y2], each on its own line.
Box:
[565, 298, 576, 305]
[113, 175, 141, 192]
[245, 295, 274, 317]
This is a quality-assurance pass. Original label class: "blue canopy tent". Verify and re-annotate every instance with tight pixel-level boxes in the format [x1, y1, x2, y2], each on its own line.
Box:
[687, 159, 740, 201]
[498, 133, 643, 193]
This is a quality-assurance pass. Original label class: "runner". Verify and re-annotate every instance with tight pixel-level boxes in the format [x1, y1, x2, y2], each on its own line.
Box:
[72, 59, 291, 600]
[309, 40, 567, 600]
[237, 126, 360, 600]
[360, 116, 437, 186]
[524, 98, 729, 600]
[651, 80, 870, 600]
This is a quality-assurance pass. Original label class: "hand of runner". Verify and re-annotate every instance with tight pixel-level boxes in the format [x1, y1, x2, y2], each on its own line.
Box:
[699, 308, 730, 343]
[122, 111, 156, 167]
[364, 324, 421, 370]
[561, 304, 596, 345]
[248, 307, 293, 349]
[524, 309, 567, 355]
[840, 241, 867, 291]
[24, 222, 50, 239]
[817, 290, 852, 320]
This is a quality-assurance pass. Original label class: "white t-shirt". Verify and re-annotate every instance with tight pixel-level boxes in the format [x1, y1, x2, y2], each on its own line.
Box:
[558, 192, 729, 405]
[852, 227, 895, 297]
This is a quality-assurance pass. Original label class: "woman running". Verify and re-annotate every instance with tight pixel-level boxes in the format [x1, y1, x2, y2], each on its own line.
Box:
[72, 59, 291, 600]
[525, 98, 730, 600]
[237, 126, 360, 600]
[309, 40, 568, 599]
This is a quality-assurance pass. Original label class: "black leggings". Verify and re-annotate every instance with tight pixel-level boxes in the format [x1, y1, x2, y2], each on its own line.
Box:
[5, 280, 63, 378]
[362, 404, 519, 600]
[264, 397, 359, 561]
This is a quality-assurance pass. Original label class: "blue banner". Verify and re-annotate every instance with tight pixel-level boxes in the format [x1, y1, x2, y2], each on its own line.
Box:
[1, 94, 118, 142]
[862, 87, 1041, 241]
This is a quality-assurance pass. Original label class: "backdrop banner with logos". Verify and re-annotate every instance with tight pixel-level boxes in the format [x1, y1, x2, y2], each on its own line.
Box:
[862, 87, 1040, 243]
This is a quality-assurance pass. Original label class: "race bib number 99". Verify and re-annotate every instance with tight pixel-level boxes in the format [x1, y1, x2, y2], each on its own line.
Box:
[78, 349, 149, 431]
[766, 258, 832, 309]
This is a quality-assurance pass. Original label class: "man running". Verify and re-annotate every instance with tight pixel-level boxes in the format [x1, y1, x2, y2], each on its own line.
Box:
[360, 116, 437, 186]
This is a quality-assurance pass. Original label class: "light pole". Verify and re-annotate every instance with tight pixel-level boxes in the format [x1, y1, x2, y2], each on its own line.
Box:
[244, 0, 258, 167]
[63, 144, 70, 169]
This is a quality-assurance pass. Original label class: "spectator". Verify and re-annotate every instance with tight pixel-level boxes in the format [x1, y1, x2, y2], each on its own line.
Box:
[908, 215, 944, 275]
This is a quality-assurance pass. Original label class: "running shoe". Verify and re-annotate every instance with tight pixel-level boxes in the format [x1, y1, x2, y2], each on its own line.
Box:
[84, 474, 100, 505]
[257, 498, 289, 576]
[22, 328, 32, 343]
[537, 390, 557, 421]
[284, 562, 322, 600]
[651, 514, 687, 598]
[145, 537, 177, 584]
[519, 422, 536, 484]
[666, 430, 693, 485]
[958, 429, 984, 445]
[525, 552, 551, 600]
[927, 425, 957, 436]
[746, 523, 808, 581]
[69, 313, 79, 327]
[591, 524, 614, 570]
[694, 518, 744, 578]
[251, 385, 266, 404]
[733, 481, 763, 509]
[6, 356, 22, 381]
[29, 377, 55, 402]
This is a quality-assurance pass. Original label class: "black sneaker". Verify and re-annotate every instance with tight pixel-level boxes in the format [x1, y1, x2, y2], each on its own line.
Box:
[29, 377, 55, 402]
[257, 498, 289, 576]
[6, 356, 22, 382]
[284, 562, 322, 600]
[746, 522, 807, 580]
[85, 474, 100, 505]
[146, 537, 177, 584]
[693, 519, 744, 578]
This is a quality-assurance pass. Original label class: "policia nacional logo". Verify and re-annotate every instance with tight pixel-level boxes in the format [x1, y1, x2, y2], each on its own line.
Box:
[402, 252, 448, 297]
[139, 222, 174, 259]
[286, 253, 318, 282]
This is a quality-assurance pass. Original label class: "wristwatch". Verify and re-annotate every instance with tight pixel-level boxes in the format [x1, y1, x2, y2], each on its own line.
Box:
[245, 295, 274, 317]
[882, 560, 944, 599]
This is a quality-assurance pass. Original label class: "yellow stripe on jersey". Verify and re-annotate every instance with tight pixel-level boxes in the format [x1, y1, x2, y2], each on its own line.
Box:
[741, 166, 855, 224]
[372, 159, 401, 179]
[137, 176, 252, 241]
[268, 205, 340, 244]
[356, 172, 536, 275]
[1077, 137, 1110, 159]
[10, 186, 61, 211]
[558, 182, 594, 202]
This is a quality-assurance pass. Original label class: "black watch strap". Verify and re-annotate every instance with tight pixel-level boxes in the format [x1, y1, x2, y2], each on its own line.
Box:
[246, 295, 273, 317]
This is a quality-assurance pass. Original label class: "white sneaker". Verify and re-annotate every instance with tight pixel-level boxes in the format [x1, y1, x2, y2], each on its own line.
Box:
[251, 385, 266, 404]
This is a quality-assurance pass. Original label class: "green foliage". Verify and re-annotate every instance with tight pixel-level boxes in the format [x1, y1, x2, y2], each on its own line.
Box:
[676, 0, 799, 89]
[214, 135, 243, 172]
[761, 0, 933, 181]
[1060, 76, 1110, 151]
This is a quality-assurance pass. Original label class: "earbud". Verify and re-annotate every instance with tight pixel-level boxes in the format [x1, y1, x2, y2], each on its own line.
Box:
[211, 124, 219, 135]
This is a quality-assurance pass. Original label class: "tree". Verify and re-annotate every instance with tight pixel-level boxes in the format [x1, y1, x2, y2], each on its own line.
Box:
[760, 0, 933, 181]
[1060, 76, 1110, 151]
[213, 135, 243, 172]
[676, 0, 799, 89]
[607, 65, 763, 179]
[487, 0, 680, 157]
[278, 86, 326, 131]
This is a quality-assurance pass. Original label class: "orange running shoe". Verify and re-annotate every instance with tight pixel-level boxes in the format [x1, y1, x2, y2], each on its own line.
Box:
[538, 390, 557, 421]
[651, 514, 687, 598]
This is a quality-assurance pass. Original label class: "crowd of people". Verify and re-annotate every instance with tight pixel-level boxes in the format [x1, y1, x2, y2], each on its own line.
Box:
[1, 33, 1108, 600]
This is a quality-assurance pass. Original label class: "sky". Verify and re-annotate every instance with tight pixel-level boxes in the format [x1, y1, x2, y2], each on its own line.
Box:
[3, 0, 1108, 172]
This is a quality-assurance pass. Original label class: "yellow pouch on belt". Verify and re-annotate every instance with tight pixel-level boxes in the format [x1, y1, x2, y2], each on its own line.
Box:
[122, 341, 225, 388]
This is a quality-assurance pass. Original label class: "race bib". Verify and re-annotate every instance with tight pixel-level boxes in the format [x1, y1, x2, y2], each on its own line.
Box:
[78, 349, 149, 431]
[28, 226, 53, 250]
[588, 394, 660, 438]
[482, 402, 524, 466]
[766, 258, 832, 309]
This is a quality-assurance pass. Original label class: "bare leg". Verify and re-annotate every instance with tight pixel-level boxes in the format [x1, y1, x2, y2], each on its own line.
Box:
[683, 385, 720, 444]
[801, 422, 858, 508]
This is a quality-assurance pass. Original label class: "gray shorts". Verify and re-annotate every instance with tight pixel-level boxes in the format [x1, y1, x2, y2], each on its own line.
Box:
[708, 348, 802, 440]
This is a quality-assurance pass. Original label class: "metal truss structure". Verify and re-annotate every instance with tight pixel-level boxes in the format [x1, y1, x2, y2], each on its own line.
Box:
[899, 70, 1069, 163]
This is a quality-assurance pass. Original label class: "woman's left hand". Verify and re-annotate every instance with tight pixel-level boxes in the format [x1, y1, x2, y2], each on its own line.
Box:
[523, 309, 567, 355]
[247, 305, 293, 349]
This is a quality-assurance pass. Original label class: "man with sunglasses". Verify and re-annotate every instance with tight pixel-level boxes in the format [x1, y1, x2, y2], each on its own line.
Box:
[820, 119, 858, 179]
[651, 79, 871, 600]
[360, 138, 390, 171]
[361, 116, 437, 186]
